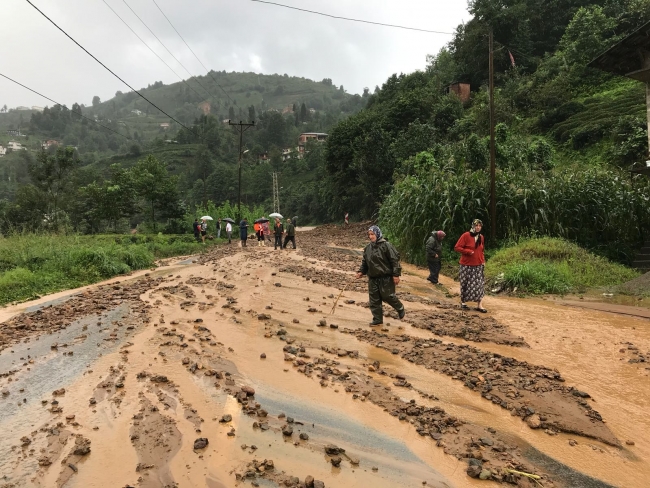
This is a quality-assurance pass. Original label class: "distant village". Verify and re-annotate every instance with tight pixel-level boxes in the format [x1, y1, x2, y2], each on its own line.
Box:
[0, 99, 330, 159]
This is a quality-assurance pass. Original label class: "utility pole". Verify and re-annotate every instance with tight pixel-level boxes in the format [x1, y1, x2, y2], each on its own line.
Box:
[229, 120, 255, 222]
[489, 28, 497, 241]
[272, 172, 280, 214]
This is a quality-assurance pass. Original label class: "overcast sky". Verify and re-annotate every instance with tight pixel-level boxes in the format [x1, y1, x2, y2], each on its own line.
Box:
[1, 0, 469, 109]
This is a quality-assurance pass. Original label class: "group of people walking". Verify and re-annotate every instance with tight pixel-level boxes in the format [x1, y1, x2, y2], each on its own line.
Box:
[194, 215, 298, 250]
[356, 219, 487, 326]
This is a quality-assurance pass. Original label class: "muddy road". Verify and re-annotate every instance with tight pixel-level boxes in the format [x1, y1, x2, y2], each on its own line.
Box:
[0, 224, 648, 488]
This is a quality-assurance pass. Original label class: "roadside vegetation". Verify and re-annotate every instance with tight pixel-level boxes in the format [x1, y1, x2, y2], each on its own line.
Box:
[0, 233, 219, 305]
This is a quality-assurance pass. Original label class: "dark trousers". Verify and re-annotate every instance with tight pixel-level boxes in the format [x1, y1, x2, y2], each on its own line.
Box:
[427, 260, 441, 284]
[368, 276, 404, 323]
[283, 236, 296, 249]
[274, 235, 282, 249]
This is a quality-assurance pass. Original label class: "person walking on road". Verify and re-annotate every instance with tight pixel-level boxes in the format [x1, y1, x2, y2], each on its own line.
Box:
[273, 218, 284, 250]
[356, 225, 405, 326]
[425, 230, 446, 284]
[240, 218, 249, 247]
[216, 218, 222, 239]
[226, 221, 232, 244]
[454, 219, 487, 313]
[283, 218, 296, 249]
[200, 219, 208, 243]
[262, 219, 271, 244]
[193, 219, 200, 242]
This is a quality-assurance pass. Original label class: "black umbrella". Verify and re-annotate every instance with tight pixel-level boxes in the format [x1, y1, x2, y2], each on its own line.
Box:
[255, 218, 269, 223]
[223, 218, 235, 224]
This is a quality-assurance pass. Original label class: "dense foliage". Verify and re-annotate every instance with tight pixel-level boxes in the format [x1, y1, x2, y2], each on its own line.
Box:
[322, 0, 650, 263]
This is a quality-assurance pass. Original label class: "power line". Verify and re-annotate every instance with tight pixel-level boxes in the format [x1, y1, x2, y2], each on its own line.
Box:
[100, 0, 206, 102]
[0, 72, 132, 141]
[150, 0, 236, 104]
[24, 0, 200, 139]
[249, 0, 455, 35]
[121, 0, 215, 102]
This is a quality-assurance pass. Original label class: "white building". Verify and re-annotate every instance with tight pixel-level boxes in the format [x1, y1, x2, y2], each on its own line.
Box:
[7, 141, 25, 151]
[131, 109, 143, 116]
[0, 146, 6, 157]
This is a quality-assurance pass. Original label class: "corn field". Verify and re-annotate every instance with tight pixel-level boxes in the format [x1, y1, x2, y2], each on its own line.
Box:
[380, 167, 650, 264]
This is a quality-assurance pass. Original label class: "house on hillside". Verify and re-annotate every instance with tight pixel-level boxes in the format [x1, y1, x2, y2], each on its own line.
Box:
[41, 140, 59, 150]
[258, 152, 269, 163]
[7, 141, 25, 151]
[14, 106, 30, 111]
[282, 148, 294, 161]
[448, 82, 471, 103]
[131, 109, 143, 116]
[309, 108, 316, 114]
[0, 146, 6, 158]
[198, 101, 211, 115]
[31, 106, 44, 112]
[160, 122, 170, 130]
[282, 105, 294, 114]
[298, 132, 328, 155]
[6, 129, 23, 137]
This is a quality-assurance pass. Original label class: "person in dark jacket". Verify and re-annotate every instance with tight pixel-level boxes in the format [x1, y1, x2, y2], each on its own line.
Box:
[273, 218, 284, 250]
[240, 218, 249, 247]
[292, 216, 298, 229]
[356, 225, 405, 326]
[454, 219, 486, 313]
[283, 218, 296, 249]
[193, 219, 200, 241]
[425, 230, 446, 284]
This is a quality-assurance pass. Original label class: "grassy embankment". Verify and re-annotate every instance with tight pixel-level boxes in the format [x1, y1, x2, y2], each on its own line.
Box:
[0, 234, 218, 305]
[483, 237, 638, 295]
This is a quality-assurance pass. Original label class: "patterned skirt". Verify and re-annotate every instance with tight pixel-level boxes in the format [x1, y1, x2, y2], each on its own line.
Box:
[459, 264, 485, 303]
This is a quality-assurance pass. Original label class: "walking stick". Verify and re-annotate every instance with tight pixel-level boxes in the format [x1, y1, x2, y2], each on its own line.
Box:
[330, 276, 359, 315]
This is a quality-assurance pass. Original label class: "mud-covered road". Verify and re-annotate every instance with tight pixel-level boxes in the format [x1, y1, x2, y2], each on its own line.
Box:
[0, 224, 648, 488]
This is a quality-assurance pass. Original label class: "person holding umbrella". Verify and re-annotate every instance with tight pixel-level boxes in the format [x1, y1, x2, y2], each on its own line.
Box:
[254, 217, 269, 247]
[240, 218, 249, 247]
[356, 225, 405, 326]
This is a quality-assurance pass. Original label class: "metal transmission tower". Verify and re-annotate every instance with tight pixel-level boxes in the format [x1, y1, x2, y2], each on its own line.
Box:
[272, 172, 280, 214]
[228, 120, 256, 221]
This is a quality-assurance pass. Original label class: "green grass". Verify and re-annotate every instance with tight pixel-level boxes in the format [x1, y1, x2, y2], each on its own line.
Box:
[485, 237, 639, 295]
[0, 233, 219, 305]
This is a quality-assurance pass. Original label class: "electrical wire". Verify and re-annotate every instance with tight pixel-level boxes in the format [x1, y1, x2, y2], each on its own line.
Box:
[24, 0, 200, 138]
[121, 0, 215, 103]
[100, 0, 206, 102]
[249, 0, 455, 35]
[0, 71, 132, 141]
[150, 0, 237, 104]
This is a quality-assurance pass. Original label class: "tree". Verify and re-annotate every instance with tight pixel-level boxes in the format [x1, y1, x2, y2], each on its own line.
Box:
[1, 104, 6, 113]
[130, 155, 180, 231]
[229, 106, 236, 120]
[28, 147, 79, 227]
[92, 96, 101, 107]
[300, 103, 308, 122]
[248, 105, 256, 122]
[559, 6, 618, 65]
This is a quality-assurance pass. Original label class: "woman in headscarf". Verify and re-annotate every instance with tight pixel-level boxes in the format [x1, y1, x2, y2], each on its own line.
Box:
[454, 219, 487, 313]
[425, 230, 446, 285]
[356, 225, 405, 326]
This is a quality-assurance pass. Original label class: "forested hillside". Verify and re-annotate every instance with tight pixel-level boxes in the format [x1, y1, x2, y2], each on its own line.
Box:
[0, 71, 367, 229]
[324, 0, 650, 263]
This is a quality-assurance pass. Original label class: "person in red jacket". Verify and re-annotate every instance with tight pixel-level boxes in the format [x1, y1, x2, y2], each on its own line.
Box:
[454, 219, 487, 313]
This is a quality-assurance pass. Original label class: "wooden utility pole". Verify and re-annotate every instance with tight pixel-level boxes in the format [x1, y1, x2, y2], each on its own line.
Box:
[228, 120, 255, 222]
[489, 28, 497, 240]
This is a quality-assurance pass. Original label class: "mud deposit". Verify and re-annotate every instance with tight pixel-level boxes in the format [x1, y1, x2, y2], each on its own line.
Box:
[0, 223, 648, 488]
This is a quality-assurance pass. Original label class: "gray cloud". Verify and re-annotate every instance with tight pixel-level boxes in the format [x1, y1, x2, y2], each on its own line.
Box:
[0, 0, 468, 108]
